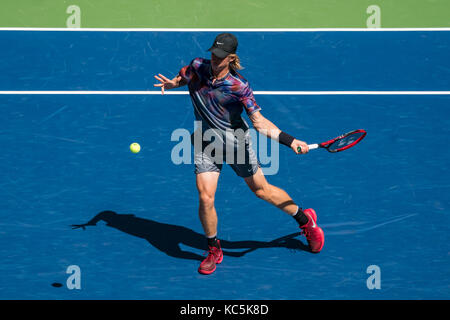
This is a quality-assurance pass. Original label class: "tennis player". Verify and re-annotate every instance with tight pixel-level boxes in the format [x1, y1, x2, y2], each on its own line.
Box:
[154, 33, 324, 275]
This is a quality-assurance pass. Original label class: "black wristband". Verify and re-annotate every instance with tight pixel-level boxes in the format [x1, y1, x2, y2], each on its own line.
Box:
[278, 131, 295, 147]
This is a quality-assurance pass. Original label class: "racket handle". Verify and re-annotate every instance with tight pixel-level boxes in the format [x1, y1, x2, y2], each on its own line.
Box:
[297, 144, 319, 153]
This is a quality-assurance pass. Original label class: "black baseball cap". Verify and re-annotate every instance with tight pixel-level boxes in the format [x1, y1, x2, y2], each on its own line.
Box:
[207, 33, 238, 58]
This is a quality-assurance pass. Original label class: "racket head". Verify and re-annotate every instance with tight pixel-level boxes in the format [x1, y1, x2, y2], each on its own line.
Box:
[321, 129, 367, 152]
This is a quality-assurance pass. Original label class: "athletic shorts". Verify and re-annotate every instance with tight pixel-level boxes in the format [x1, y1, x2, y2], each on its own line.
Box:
[192, 132, 260, 178]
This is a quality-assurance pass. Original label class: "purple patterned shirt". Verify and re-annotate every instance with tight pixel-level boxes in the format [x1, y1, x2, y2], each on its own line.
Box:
[179, 57, 261, 132]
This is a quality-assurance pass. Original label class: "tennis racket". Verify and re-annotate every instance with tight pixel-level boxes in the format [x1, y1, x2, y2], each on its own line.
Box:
[298, 129, 367, 153]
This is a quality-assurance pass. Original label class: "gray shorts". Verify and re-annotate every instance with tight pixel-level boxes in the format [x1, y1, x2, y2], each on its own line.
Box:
[192, 133, 260, 178]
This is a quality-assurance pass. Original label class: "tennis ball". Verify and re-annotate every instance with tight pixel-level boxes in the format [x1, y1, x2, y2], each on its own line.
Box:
[130, 142, 141, 153]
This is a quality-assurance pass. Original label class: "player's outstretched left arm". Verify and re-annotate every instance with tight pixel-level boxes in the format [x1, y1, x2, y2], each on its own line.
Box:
[249, 111, 309, 154]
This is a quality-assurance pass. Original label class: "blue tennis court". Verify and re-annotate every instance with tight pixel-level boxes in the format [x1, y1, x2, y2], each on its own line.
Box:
[0, 30, 449, 300]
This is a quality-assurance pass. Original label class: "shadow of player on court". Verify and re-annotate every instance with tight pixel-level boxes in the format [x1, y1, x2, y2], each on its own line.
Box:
[71, 210, 310, 261]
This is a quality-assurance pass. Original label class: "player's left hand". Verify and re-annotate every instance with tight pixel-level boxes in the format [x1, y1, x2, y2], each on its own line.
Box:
[153, 73, 179, 94]
[291, 139, 309, 154]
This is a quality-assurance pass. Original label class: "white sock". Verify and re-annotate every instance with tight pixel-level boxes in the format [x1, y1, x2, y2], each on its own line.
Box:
[291, 206, 301, 216]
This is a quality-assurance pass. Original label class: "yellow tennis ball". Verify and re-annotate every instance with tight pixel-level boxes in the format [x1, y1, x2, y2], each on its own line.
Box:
[130, 142, 141, 153]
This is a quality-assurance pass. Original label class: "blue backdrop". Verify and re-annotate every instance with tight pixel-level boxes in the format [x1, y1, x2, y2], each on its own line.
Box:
[0, 30, 449, 299]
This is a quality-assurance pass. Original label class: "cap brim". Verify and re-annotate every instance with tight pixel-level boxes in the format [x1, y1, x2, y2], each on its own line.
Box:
[207, 47, 230, 59]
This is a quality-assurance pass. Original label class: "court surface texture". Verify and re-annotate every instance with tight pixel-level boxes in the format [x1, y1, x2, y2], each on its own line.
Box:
[0, 29, 449, 299]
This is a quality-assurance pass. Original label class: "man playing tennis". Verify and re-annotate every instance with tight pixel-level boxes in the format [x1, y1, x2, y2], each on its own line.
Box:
[154, 33, 324, 275]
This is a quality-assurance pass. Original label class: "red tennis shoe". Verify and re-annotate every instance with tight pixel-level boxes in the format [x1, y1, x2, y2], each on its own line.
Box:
[300, 208, 325, 253]
[198, 240, 223, 275]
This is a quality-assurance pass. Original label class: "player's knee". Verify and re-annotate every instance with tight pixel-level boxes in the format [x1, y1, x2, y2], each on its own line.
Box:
[199, 193, 215, 208]
[254, 188, 270, 201]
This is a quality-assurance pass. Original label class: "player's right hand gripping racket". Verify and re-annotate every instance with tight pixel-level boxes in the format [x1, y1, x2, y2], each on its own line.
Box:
[298, 129, 367, 153]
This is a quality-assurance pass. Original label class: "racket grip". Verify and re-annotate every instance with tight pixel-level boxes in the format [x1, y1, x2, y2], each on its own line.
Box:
[297, 144, 319, 153]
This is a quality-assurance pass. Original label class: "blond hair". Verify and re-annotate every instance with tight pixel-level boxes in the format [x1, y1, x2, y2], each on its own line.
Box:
[228, 54, 243, 71]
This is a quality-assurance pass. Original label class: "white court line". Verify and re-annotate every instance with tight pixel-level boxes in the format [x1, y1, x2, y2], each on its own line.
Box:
[1, 28, 450, 32]
[0, 91, 449, 95]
